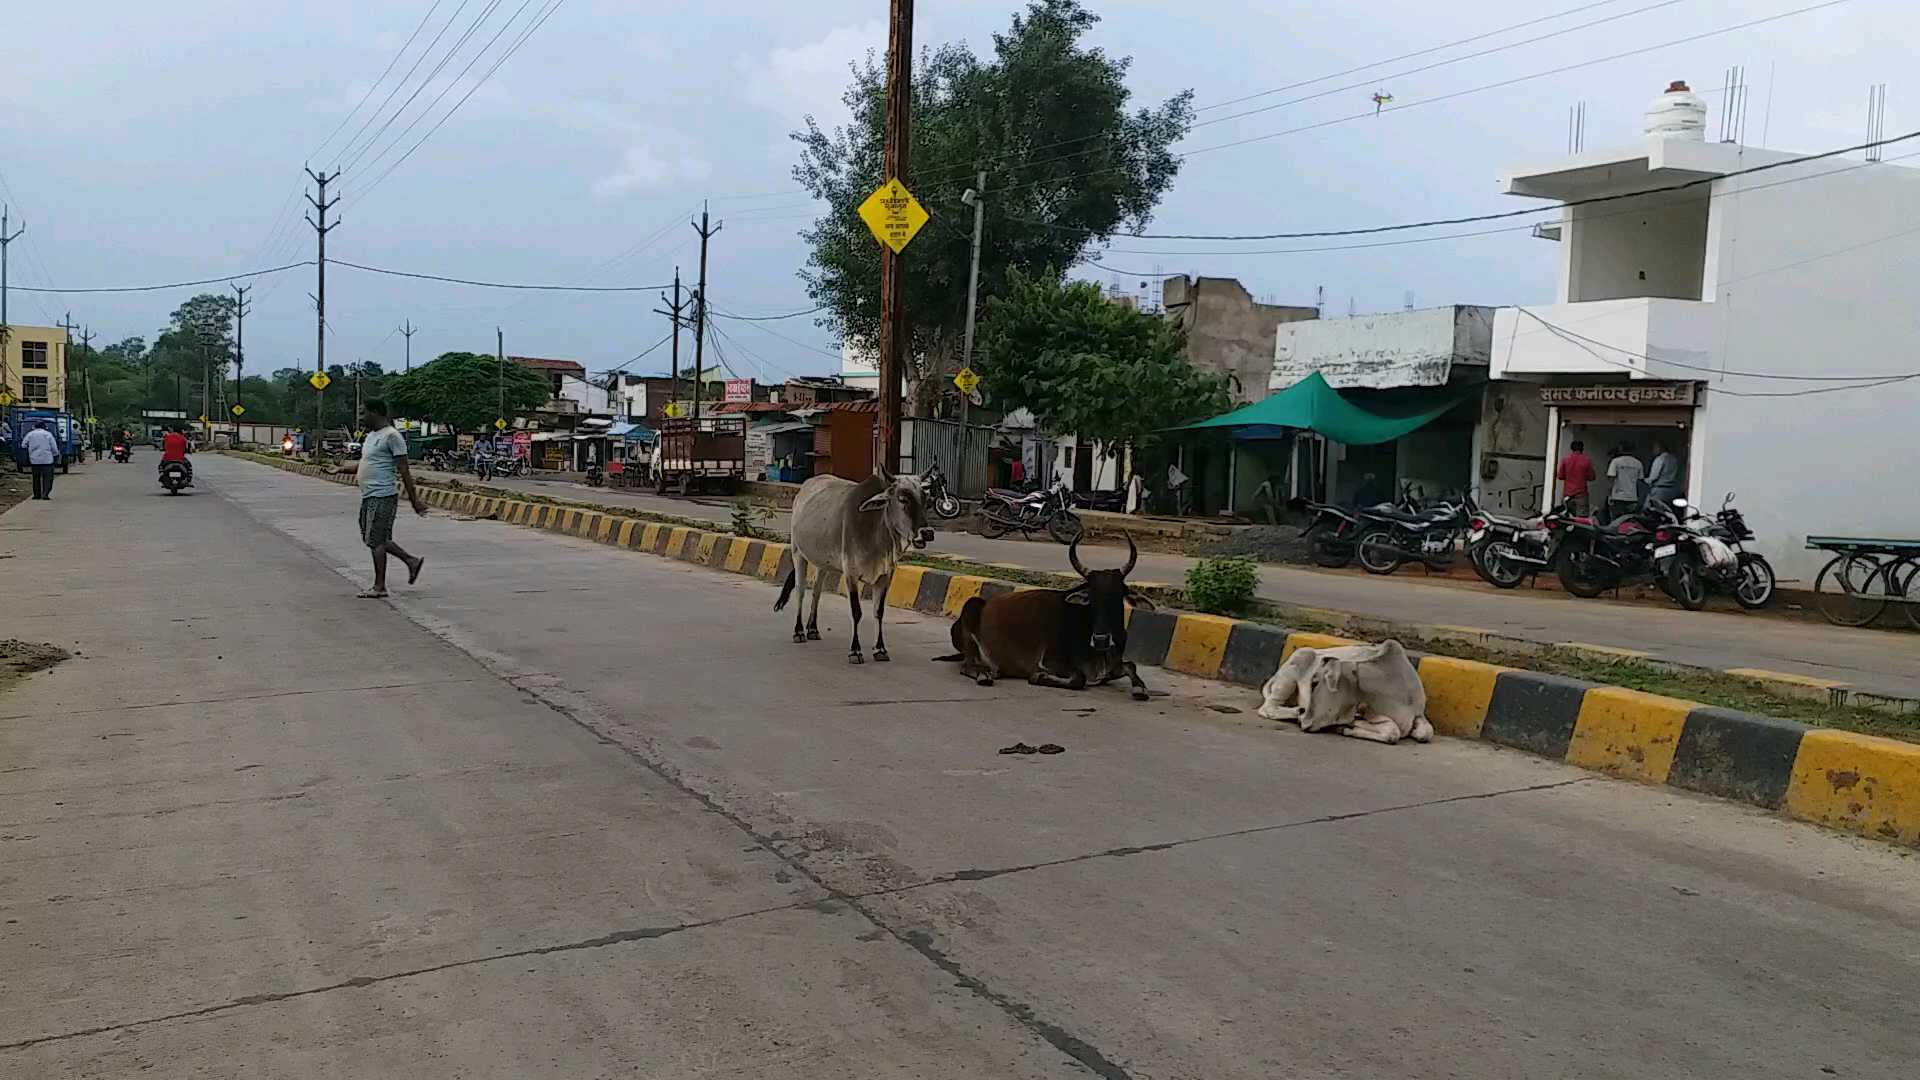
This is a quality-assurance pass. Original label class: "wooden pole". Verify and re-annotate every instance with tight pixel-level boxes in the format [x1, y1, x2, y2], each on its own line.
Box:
[875, 0, 913, 475]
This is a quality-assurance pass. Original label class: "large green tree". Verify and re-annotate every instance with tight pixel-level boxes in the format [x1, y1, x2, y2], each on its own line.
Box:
[384, 351, 549, 434]
[792, 0, 1191, 412]
[976, 269, 1228, 465]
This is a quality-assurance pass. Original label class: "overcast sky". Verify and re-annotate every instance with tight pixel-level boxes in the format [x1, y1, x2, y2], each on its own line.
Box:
[1, 0, 1908, 383]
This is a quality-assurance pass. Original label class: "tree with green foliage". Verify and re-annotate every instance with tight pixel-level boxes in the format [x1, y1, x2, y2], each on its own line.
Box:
[792, 0, 1191, 412]
[384, 352, 550, 434]
[976, 269, 1229, 469]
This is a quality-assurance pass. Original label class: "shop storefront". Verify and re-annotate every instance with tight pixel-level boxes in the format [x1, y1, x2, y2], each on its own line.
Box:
[1538, 381, 1701, 510]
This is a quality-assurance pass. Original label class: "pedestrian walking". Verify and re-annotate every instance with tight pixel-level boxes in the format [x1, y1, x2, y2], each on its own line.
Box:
[1603, 442, 1644, 523]
[1645, 438, 1683, 510]
[23, 421, 60, 500]
[1555, 439, 1596, 514]
[352, 399, 427, 598]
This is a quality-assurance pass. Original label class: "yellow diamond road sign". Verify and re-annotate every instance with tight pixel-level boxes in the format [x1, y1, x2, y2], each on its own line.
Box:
[198, 414, 208, 424]
[953, 367, 980, 395]
[494, 417, 508, 430]
[857, 178, 929, 254]
[0, 390, 14, 406]
[231, 404, 247, 417]
[309, 371, 332, 391]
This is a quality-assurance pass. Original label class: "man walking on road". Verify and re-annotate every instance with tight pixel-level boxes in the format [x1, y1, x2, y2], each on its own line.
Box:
[1555, 439, 1596, 514]
[353, 399, 427, 598]
[23, 420, 60, 500]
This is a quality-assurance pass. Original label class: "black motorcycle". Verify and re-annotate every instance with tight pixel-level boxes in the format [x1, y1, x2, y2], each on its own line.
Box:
[922, 461, 962, 519]
[979, 480, 1083, 544]
[159, 460, 191, 495]
[1468, 501, 1572, 589]
[1554, 500, 1691, 605]
[110, 443, 131, 463]
[585, 462, 604, 487]
[1354, 495, 1471, 575]
[1299, 500, 1363, 568]
[1664, 494, 1776, 610]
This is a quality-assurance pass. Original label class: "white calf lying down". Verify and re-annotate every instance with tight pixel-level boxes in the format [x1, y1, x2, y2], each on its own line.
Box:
[1257, 639, 1434, 745]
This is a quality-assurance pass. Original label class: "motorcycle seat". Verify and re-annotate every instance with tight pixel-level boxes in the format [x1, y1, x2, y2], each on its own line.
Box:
[1369, 507, 1447, 526]
[987, 488, 1046, 504]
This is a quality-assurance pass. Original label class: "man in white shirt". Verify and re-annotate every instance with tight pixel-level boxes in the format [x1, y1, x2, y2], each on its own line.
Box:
[353, 399, 428, 598]
[23, 421, 60, 501]
[1604, 442, 1645, 523]
[1646, 438, 1683, 510]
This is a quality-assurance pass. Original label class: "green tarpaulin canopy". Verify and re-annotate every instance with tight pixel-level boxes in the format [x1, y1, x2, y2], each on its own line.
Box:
[1175, 372, 1478, 445]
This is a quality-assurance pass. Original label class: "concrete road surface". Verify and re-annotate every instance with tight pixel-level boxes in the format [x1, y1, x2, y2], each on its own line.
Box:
[416, 465, 1920, 699]
[4, 456, 1918, 1079]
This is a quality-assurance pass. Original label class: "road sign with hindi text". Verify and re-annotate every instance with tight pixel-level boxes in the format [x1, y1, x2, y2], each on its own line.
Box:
[857, 178, 929, 254]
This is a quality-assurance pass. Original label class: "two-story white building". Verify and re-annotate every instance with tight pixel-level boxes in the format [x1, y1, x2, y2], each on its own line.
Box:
[1490, 83, 1920, 582]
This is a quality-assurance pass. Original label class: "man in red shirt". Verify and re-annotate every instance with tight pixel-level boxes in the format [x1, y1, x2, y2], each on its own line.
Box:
[160, 427, 192, 487]
[1555, 439, 1595, 514]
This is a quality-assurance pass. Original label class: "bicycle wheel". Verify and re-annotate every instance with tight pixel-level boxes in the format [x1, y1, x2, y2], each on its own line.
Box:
[1885, 555, 1920, 630]
[1814, 553, 1889, 627]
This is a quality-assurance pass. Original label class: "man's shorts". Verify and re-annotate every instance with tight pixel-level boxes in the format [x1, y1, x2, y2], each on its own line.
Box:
[359, 495, 400, 549]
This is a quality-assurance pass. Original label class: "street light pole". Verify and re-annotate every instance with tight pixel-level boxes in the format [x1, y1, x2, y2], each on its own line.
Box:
[958, 171, 987, 470]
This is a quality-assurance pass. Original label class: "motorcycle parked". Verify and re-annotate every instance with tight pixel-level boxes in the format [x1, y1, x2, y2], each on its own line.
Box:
[1354, 494, 1472, 575]
[1554, 500, 1689, 604]
[1298, 500, 1363, 568]
[922, 461, 962, 519]
[584, 462, 605, 487]
[1663, 494, 1776, 610]
[159, 460, 191, 495]
[1468, 501, 1572, 589]
[978, 479, 1083, 544]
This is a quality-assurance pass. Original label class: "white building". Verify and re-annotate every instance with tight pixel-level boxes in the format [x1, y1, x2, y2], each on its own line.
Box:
[840, 340, 879, 392]
[1490, 82, 1920, 582]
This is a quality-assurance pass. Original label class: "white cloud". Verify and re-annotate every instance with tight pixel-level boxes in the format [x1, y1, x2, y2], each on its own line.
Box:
[592, 144, 712, 198]
[740, 21, 885, 123]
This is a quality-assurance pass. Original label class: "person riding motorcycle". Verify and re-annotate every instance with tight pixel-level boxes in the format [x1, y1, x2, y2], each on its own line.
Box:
[160, 426, 193, 487]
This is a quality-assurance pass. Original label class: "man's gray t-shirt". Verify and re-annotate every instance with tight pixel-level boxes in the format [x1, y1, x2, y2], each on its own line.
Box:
[358, 426, 409, 498]
[1606, 455, 1644, 501]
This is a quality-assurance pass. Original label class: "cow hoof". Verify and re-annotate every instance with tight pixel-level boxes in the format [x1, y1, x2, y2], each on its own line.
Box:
[976, 676, 994, 687]
[848, 652, 865, 665]
[1131, 689, 1150, 701]
[792, 631, 807, 643]
[806, 628, 821, 641]
[872, 648, 890, 662]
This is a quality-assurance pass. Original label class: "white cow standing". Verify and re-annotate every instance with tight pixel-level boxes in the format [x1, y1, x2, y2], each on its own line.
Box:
[1257, 639, 1434, 745]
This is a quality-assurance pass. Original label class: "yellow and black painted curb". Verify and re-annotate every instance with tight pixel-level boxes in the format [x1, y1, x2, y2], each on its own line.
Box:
[236, 452, 1920, 847]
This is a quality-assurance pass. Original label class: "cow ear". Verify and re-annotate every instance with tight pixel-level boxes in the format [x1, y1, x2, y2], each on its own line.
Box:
[1063, 586, 1091, 605]
[1125, 590, 1156, 610]
[858, 492, 888, 512]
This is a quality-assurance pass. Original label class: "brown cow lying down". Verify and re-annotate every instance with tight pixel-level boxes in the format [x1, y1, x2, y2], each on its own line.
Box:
[1256, 639, 1433, 745]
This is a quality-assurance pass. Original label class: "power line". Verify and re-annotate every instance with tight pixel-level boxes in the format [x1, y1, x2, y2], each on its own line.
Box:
[1515, 309, 1920, 389]
[347, 0, 538, 176]
[712, 313, 846, 362]
[11, 260, 313, 294]
[348, 0, 569, 206]
[710, 303, 826, 321]
[331, 259, 670, 290]
[1188, 0, 1689, 132]
[338, 0, 500, 171]
[312, 0, 450, 162]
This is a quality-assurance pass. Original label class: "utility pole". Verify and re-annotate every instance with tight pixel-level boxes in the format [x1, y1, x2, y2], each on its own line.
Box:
[690, 209, 720, 423]
[80, 327, 95, 445]
[959, 171, 987, 445]
[875, 0, 914, 472]
[400, 319, 416, 371]
[496, 327, 505, 425]
[0, 207, 23, 379]
[59, 313, 77, 410]
[232, 283, 251, 442]
[305, 167, 340, 452]
[654, 268, 687, 416]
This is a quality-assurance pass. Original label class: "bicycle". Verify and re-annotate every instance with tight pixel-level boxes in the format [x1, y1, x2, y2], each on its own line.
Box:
[1809, 539, 1920, 629]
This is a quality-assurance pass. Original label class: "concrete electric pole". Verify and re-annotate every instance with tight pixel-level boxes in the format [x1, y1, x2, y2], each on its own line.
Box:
[232, 283, 251, 441]
[305, 167, 341, 451]
[0, 207, 24, 373]
[690, 209, 721, 423]
[654, 268, 688, 416]
[400, 319, 416, 371]
[875, 0, 914, 472]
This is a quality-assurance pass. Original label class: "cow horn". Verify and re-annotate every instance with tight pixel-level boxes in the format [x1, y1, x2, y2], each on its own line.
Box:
[1068, 537, 1089, 578]
[1121, 532, 1137, 577]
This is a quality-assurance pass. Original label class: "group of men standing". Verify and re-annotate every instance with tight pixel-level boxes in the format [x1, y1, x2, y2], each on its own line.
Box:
[1554, 438, 1682, 520]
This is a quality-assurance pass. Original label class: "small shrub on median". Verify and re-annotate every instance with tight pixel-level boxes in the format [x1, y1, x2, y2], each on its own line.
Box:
[1185, 556, 1258, 614]
[730, 498, 773, 540]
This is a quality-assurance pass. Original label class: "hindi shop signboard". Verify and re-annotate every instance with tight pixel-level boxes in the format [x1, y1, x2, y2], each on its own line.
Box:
[1539, 382, 1699, 407]
[724, 378, 753, 403]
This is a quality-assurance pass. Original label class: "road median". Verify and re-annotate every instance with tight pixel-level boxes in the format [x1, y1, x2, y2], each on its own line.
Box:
[228, 450, 1920, 847]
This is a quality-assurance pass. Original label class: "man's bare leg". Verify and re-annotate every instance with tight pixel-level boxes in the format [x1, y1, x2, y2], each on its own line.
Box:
[369, 544, 391, 596]
[385, 540, 424, 585]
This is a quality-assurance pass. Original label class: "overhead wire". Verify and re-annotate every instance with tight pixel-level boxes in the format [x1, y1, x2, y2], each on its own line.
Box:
[330, 259, 670, 290]
[709, 304, 826, 322]
[311, 0, 450, 163]
[337, 0, 500, 172]
[1515, 309, 1920, 392]
[331, 0, 483, 169]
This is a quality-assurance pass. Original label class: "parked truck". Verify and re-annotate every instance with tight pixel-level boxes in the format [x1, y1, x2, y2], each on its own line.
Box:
[651, 415, 746, 495]
[6, 407, 83, 473]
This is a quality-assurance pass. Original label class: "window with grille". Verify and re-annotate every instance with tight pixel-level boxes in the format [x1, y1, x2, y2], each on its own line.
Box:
[21, 342, 49, 369]
[22, 376, 50, 402]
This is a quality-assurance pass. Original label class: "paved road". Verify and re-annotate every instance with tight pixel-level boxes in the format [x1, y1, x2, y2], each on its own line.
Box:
[418, 466, 1920, 699]
[7, 456, 1917, 1078]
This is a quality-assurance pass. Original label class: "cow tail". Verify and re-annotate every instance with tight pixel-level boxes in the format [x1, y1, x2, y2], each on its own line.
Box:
[774, 569, 796, 611]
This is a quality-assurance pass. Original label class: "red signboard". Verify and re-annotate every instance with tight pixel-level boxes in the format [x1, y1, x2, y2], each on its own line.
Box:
[724, 378, 753, 403]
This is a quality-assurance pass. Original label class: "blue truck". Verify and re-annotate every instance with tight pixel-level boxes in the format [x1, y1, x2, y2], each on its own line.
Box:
[6, 407, 84, 473]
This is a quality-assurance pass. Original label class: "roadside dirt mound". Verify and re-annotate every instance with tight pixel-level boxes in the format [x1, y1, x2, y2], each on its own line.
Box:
[0, 639, 70, 690]
[1195, 525, 1317, 565]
